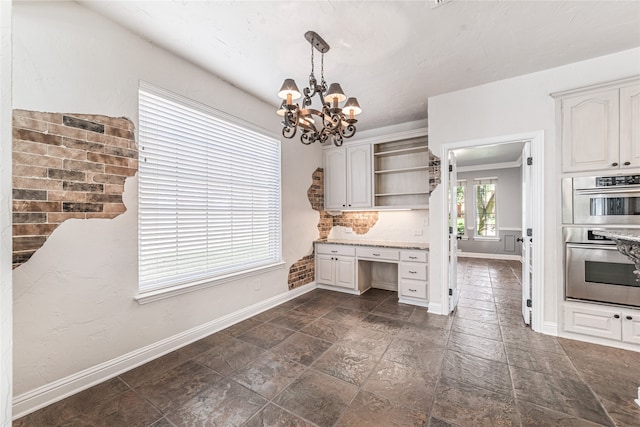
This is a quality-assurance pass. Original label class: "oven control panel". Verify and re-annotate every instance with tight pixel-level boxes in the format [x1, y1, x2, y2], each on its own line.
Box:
[595, 175, 640, 187]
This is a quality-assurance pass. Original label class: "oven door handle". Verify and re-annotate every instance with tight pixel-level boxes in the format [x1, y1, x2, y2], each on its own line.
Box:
[566, 243, 618, 251]
[575, 187, 640, 196]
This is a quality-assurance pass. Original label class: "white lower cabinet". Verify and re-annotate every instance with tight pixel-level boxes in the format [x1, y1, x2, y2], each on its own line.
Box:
[315, 243, 429, 306]
[316, 245, 356, 290]
[564, 304, 640, 344]
[398, 250, 428, 306]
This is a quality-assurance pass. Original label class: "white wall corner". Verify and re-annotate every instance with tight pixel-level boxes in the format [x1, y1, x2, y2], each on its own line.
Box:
[0, 0, 13, 424]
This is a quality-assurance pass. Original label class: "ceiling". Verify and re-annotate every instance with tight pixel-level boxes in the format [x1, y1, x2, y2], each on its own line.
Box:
[77, 0, 640, 132]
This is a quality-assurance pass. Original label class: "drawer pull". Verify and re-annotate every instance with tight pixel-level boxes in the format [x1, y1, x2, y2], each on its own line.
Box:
[409, 288, 417, 292]
[331, 250, 338, 253]
[373, 253, 381, 256]
[409, 256, 417, 259]
[614, 314, 620, 319]
[409, 270, 417, 274]
[626, 316, 633, 320]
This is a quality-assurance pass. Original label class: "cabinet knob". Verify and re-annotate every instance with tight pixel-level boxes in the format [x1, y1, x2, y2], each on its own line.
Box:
[626, 316, 633, 320]
[342, 204, 346, 207]
[348, 204, 351, 207]
[624, 161, 631, 166]
[614, 314, 620, 319]
[612, 162, 619, 167]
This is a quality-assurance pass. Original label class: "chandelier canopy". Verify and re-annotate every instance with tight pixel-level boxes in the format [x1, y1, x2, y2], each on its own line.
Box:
[277, 31, 362, 147]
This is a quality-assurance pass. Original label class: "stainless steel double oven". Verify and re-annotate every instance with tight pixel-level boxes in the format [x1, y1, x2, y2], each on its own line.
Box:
[563, 174, 640, 308]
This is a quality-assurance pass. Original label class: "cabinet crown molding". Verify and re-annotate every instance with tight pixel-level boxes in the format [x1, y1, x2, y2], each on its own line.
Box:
[550, 75, 640, 99]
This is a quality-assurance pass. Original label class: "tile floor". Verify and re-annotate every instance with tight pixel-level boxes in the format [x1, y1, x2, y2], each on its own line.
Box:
[14, 259, 640, 426]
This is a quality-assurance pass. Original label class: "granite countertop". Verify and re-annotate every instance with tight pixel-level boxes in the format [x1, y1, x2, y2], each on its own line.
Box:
[315, 239, 429, 250]
[592, 230, 640, 244]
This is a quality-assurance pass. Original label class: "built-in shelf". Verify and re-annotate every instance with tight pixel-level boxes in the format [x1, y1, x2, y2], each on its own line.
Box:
[375, 191, 430, 197]
[374, 146, 429, 157]
[375, 166, 429, 175]
[373, 134, 429, 208]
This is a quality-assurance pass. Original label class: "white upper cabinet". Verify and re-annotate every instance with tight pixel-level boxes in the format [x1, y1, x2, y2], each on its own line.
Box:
[620, 82, 640, 170]
[556, 77, 640, 173]
[324, 144, 371, 210]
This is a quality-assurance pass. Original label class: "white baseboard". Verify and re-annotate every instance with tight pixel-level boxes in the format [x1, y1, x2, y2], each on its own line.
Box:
[12, 282, 317, 419]
[542, 321, 558, 336]
[457, 252, 522, 261]
[428, 302, 446, 315]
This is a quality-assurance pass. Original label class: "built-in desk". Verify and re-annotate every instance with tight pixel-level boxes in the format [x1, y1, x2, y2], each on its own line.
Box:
[314, 240, 429, 307]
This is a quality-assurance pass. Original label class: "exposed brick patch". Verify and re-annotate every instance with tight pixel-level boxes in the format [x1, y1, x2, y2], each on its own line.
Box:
[288, 167, 380, 290]
[428, 147, 441, 193]
[287, 254, 315, 290]
[12, 110, 137, 268]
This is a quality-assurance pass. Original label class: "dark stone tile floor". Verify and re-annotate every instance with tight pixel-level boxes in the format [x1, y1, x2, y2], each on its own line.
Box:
[14, 259, 640, 426]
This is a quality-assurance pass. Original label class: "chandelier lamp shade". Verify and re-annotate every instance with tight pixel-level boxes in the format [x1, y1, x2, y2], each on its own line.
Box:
[277, 31, 362, 147]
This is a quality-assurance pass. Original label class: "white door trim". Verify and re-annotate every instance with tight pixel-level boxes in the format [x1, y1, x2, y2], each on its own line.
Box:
[440, 130, 545, 333]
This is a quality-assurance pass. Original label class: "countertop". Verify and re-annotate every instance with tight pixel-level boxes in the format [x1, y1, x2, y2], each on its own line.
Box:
[592, 230, 640, 244]
[314, 239, 429, 250]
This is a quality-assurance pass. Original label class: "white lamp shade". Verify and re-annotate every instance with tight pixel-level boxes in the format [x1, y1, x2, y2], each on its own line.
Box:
[278, 79, 301, 100]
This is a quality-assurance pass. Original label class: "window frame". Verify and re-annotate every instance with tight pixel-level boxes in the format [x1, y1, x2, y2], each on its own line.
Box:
[473, 177, 499, 240]
[136, 81, 283, 304]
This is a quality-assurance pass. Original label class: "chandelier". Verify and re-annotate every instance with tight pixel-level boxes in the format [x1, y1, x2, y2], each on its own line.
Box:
[277, 31, 362, 147]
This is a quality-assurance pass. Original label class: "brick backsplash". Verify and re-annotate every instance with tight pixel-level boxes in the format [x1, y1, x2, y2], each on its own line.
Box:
[288, 167, 379, 290]
[12, 110, 138, 268]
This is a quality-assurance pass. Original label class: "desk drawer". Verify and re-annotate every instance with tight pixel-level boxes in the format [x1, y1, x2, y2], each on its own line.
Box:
[400, 263, 427, 281]
[400, 279, 427, 299]
[356, 247, 399, 261]
[401, 250, 427, 263]
[316, 244, 355, 257]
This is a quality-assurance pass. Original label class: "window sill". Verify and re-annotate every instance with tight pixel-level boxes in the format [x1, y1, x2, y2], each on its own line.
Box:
[134, 261, 286, 305]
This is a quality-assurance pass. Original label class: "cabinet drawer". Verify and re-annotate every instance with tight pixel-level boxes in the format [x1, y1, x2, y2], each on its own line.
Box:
[356, 247, 399, 261]
[400, 250, 427, 263]
[400, 279, 427, 299]
[563, 305, 621, 340]
[316, 244, 355, 257]
[400, 263, 427, 281]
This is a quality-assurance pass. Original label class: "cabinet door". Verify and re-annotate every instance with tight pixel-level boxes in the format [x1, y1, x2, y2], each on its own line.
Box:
[323, 148, 347, 210]
[622, 312, 640, 345]
[316, 254, 335, 285]
[563, 305, 621, 340]
[346, 145, 372, 208]
[619, 82, 640, 170]
[334, 257, 355, 289]
[561, 88, 620, 172]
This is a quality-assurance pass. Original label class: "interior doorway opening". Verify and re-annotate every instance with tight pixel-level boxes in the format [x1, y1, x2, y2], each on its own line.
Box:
[441, 131, 544, 332]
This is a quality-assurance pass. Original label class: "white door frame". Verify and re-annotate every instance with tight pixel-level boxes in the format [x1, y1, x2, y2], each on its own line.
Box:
[439, 130, 545, 332]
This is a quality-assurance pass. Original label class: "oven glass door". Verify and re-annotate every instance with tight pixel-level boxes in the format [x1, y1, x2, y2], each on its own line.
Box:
[573, 189, 640, 225]
[566, 243, 640, 307]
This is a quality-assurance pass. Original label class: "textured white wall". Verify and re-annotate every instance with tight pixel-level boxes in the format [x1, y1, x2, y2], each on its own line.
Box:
[12, 0, 322, 399]
[1, 1, 13, 424]
[428, 47, 640, 322]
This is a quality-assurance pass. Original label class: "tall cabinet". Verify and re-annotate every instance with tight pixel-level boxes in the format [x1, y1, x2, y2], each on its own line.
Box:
[555, 76, 640, 173]
[324, 144, 372, 210]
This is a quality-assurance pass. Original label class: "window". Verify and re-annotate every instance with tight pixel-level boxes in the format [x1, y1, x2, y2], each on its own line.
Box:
[138, 82, 281, 295]
[455, 180, 466, 235]
[474, 177, 497, 238]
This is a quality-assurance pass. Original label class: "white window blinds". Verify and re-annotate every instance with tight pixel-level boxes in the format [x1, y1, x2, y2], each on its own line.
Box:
[138, 82, 281, 293]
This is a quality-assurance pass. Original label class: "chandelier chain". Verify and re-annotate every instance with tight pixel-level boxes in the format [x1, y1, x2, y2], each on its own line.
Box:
[310, 42, 315, 79]
[321, 52, 325, 87]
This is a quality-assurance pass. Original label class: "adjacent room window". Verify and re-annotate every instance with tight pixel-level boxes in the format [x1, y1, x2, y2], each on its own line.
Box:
[455, 180, 466, 235]
[474, 177, 497, 238]
[138, 82, 281, 294]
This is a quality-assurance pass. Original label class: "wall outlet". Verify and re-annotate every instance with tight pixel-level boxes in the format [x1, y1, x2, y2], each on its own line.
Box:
[254, 279, 261, 291]
[345, 228, 353, 234]
[414, 229, 423, 236]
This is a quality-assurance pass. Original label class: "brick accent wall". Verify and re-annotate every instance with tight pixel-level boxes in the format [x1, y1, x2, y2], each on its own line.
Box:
[12, 110, 137, 267]
[288, 167, 380, 290]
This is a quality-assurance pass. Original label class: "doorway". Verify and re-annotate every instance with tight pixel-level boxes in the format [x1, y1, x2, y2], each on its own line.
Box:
[441, 131, 544, 332]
